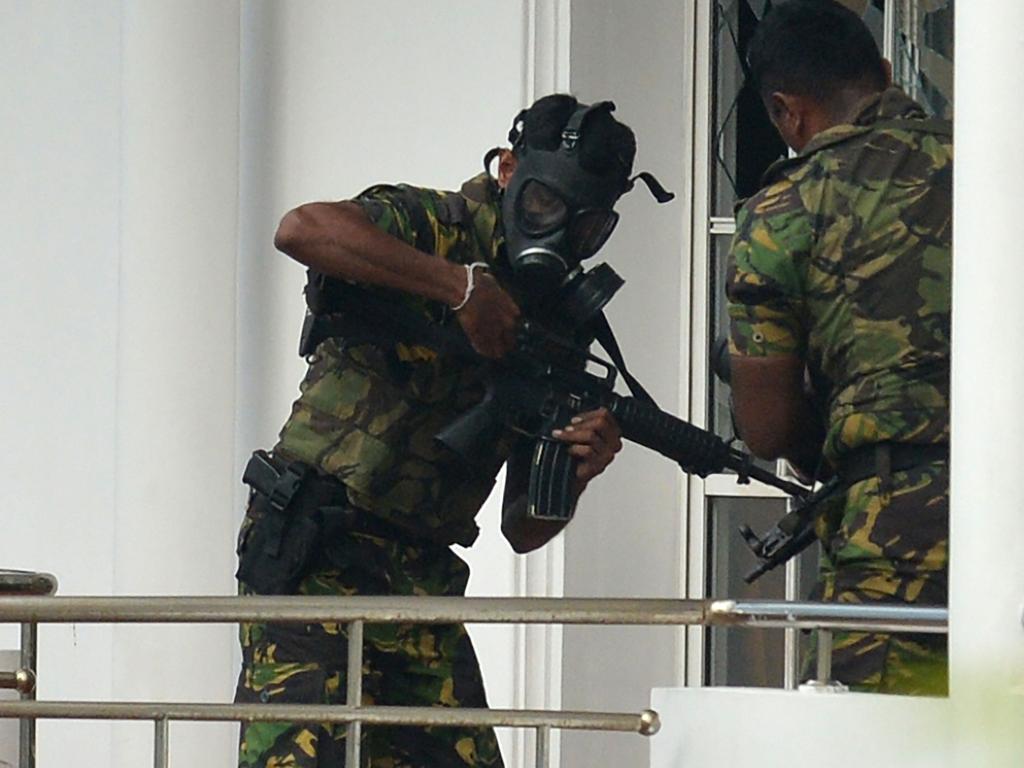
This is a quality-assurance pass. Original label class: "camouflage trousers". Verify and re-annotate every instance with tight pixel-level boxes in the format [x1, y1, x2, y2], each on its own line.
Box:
[810, 459, 949, 695]
[235, 519, 504, 767]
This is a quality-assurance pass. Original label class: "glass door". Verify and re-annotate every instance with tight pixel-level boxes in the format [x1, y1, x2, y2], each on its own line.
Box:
[687, 0, 954, 688]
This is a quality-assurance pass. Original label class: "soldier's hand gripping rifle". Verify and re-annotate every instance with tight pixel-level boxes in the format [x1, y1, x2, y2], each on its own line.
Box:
[434, 318, 813, 524]
[440, 321, 839, 581]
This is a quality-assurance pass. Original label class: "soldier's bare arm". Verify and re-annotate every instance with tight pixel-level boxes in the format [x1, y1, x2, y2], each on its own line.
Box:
[275, 202, 520, 358]
[729, 353, 823, 477]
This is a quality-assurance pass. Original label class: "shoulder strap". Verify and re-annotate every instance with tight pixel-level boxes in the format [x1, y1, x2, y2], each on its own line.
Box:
[300, 277, 475, 359]
[592, 312, 656, 405]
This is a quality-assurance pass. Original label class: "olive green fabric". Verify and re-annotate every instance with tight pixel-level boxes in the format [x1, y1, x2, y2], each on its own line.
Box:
[727, 88, 951, 466]
[811, 460, 949, 694]
[238, 174, 513, 766]
[236, 525, 503, 767]
[275, 174, 514, 547]
[726, 88, 951, 692]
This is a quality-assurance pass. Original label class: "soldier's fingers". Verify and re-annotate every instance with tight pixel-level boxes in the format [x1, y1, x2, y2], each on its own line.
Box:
[569, 409, 620, 443]
[552, 424, 607, 450]
[566, 443, 597, 460]
[568, 445, 615, 475]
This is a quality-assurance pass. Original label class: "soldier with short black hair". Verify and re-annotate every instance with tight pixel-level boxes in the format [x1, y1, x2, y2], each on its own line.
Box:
[726, 0, 951, 694]
[234, 94, 656, 766]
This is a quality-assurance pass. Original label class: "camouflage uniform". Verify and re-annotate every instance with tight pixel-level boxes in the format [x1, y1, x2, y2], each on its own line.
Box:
[236, 174, 513, 766]
[726, 88, 952, 694]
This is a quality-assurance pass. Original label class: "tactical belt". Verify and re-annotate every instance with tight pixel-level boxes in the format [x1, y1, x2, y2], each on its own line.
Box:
[836, 442, 949, 488]
[242, 450, 429, 547]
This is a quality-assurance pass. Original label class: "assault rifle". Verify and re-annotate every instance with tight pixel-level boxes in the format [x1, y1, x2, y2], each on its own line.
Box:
[302, 277, 821, 581]
[437, 319, 830, 582]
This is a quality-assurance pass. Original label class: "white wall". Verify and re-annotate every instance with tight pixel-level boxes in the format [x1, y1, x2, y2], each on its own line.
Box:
[2, 2, 122, 764]
[951, 0, 1024, 762]
[561, 3, 692, 768]
[2, 1, 243, 765]
[111, 3, 242, 764]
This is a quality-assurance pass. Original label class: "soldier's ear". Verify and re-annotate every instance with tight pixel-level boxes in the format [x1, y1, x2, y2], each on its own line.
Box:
[497, 150, 518, 190]
[766, 92, 801, 146]
[767, 92, 795, 124]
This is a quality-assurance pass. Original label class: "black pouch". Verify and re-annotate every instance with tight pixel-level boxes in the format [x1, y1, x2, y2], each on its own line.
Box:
[236, 493, 323, 595]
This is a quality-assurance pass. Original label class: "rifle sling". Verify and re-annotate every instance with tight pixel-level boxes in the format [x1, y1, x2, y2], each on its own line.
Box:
[592, 312, 656, 405]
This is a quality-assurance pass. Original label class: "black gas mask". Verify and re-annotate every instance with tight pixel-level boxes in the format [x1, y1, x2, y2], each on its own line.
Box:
[491, 100, 674, 330]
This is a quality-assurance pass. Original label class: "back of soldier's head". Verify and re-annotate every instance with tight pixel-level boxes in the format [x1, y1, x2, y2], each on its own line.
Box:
[747, 0, 886, 108]
[512, 94, 637, 188]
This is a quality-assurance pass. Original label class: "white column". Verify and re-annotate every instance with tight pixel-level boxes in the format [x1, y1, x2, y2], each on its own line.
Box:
[114, 1, 240, 765]
[951, 2, 1024, 764]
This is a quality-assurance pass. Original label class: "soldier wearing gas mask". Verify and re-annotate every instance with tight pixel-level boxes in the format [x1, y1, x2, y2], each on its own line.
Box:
[234, 94, 668, 768]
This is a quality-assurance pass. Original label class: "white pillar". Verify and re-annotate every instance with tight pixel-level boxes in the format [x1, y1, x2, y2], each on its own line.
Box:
[951, 2, 1024, 764]
[114, 1, 240, 764]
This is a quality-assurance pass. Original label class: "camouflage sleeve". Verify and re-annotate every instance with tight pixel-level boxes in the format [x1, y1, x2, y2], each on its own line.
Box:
[725, 181, 812, 358]
[354, 183, 445, 258]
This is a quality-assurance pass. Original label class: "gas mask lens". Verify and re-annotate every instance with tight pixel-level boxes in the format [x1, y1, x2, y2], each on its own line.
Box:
[516, 180, 619, 260]
[517, 180, 568, 234]
[568, 209, 618, 260]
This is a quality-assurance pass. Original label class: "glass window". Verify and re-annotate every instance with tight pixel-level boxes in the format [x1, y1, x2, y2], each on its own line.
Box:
[706, 497, 819, 687]
[892, 0, 954, 118]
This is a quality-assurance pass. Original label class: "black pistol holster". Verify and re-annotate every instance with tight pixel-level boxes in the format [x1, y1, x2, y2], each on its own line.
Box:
[236, 450, 334, 595]
[236, 449, 431, 594]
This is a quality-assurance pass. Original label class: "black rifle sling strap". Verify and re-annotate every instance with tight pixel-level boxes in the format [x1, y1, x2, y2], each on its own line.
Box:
[591, 311, 657, 406]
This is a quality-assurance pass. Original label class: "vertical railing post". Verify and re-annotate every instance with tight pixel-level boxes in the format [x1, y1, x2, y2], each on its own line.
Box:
[535, 724, 551, 768]
[18, 622, 37, 768]
[815, 629, 833, 686]
[345, 619, 364, 768]
[782, 492, 801, 690]
[153, 717, 169, 768]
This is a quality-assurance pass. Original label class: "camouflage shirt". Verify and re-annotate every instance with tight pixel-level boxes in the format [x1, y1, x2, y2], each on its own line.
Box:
[726, 88, 952, 466]
[274, 174, 515, 547]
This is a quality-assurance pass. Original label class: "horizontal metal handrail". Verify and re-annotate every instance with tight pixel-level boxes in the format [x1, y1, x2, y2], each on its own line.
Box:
[0, 701, 660, 735]
[0, 595, 948, 633]
[0, 570, 57, 597]
[0, 595, 702, 625]
[709, 599, 948, 634]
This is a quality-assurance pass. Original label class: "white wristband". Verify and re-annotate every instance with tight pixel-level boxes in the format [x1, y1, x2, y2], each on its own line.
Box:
[451, 261, 490, 312]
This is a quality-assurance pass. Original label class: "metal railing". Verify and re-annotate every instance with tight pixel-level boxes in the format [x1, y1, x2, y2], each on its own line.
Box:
[0, 573, 948, 768]
[0, 570, 58, 768]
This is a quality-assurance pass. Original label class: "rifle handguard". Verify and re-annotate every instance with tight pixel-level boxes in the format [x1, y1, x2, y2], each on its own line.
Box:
[611, 397, 733, 477]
